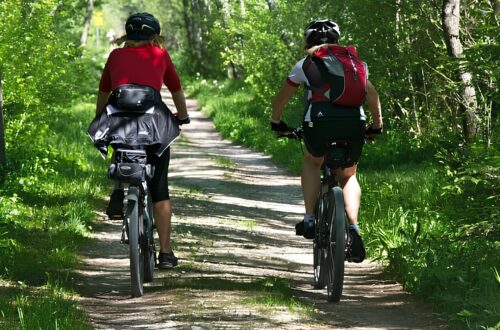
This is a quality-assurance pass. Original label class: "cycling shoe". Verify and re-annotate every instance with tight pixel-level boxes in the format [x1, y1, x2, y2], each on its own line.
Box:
[158, 251, 178, 269]
[106, 189, 124, 219]
[295, 220, 315, 239]
[346, 228, 366, 263]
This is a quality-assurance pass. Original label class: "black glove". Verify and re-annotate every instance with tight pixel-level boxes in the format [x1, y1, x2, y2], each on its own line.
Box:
[270, 120, 292, 132]
[365, 124, 383, 139]
[176, 115, 190, 126]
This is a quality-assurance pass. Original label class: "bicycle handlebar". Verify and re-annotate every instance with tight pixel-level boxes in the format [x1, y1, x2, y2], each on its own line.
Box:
[276, 125, 382, 141]
[277, 127, 304, 140]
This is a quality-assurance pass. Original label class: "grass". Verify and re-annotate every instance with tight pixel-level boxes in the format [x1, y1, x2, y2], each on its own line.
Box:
[161, 276, 313, 316]
[239, 219, 257, 231]
[0, 282, 90, 330]
[185, 78, 500, 329]
[0, 101, 106, 329]
[211, 155, 236, 171]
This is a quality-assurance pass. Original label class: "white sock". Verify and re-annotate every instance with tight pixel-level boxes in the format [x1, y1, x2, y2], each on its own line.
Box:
[349, 223, 360, 234]
[303, 214, 315, 227]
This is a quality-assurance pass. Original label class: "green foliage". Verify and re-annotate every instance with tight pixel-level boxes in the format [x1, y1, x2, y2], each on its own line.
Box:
[213, 1, 303, 102]
[0, 0, 89, 109]
[0, 101, 106, 282]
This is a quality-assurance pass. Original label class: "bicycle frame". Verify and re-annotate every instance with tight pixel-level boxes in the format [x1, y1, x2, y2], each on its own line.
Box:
[109, 148, 156, 297]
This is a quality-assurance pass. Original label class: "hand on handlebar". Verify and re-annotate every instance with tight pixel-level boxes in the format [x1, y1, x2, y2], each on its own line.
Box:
[175, 114, 191, 126]
[270, 119, 292, 136]
[287, 127, 303, 139]
[365, 124, 383, 140]
[270, 119, 304, 139]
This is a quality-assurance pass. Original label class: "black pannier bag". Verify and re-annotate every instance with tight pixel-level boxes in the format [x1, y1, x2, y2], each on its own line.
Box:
[108, 149, 154, 184]
[88, 97, 180, 158]
[109, 84, 162, 112]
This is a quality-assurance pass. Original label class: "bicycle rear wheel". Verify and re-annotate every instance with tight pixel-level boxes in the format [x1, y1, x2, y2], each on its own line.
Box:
[126, 188, 144, 297]
[326, 186, 346, 302]
[143, 192, 155, 283]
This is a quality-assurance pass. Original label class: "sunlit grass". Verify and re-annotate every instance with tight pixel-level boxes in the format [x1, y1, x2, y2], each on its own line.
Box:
[211, 155, 236, 171]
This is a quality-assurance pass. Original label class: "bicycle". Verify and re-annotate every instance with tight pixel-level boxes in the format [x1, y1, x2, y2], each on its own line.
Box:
[312, 141, 350, 302]
[108, 148, 157, 297]
[283, 127, 361, 302]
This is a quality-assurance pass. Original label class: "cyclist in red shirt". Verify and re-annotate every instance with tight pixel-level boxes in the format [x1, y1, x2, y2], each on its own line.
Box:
[271, 19, 383, 262]
[96, 13, 189, 269]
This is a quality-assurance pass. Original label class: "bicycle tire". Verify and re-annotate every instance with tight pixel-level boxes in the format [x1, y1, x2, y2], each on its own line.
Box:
[313, 244, 327, 289]
[313, 194, 328, 289]
[326, 186, 346, 302]
[143, 192, 155, 283]
[126, 189, 144, 297]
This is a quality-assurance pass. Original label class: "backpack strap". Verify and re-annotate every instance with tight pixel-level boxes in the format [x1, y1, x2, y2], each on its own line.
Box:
[303, 55, 331, 102]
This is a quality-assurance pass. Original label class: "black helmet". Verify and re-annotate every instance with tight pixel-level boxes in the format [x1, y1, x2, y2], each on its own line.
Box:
[304, 19, 340, 48]
[125, 13, 160, 41]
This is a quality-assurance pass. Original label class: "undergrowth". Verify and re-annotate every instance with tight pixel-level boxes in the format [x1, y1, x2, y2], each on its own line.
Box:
[0, 101, 105, 329]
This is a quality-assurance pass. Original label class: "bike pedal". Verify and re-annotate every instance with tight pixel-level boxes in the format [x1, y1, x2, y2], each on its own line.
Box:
[120, 238, 129, 244]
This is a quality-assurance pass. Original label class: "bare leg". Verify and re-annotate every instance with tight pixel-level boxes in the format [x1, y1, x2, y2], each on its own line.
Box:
[301, 150, 323, 215]
[335, 165, 361, 224]
[153, 200, 173, 253]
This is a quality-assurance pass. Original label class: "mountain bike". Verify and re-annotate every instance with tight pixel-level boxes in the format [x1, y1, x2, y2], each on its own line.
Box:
[312, 143, 350, 302]
[284, 128, 354, 302]
[108, 149, 157, 297]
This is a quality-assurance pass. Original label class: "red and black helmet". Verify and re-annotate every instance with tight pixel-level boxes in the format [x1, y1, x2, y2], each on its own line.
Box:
[304, 19, 340, 48]
[125, 13, 160, 40]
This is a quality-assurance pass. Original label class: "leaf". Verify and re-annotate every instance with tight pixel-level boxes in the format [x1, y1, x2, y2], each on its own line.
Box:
[457, 309, 474, 318]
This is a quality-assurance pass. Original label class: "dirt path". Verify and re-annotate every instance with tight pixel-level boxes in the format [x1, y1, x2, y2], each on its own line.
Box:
[75, 94, 446, 329]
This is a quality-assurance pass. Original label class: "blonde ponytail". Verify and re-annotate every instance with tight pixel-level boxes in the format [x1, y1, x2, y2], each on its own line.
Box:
[114, 34, 165, 49]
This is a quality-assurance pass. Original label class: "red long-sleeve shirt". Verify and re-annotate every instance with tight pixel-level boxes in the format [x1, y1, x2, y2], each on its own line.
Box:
[98, 45, 182, 93]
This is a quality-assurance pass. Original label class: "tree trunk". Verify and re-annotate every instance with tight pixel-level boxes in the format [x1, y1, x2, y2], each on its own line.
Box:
[217, 0, 239, 79]
[240, 0, 246, 18]
[183, 0, 203, 58]
[220, 0, 231, 20]
[441, 0, 479, 141]
[493, 0, 500, 13]
[80, 0, 94, 46]
[266, 0, 277, 10]
[0, 70, 5, 166]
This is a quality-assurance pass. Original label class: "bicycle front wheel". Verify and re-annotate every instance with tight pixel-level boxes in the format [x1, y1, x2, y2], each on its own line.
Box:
[326, 186, 346, 302]
[126, 189, 144, 297]
[313, 243, 327, 289]
[143, 192, 155, 283]
[313, 193, 328, 289]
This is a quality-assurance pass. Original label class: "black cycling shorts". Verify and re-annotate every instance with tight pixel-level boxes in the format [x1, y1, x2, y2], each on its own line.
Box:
[147, 147, 170, 202]
[303, 119, 366, 166]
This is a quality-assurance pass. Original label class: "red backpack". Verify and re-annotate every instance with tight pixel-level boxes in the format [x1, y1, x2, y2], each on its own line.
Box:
[310, 45, 368, 107]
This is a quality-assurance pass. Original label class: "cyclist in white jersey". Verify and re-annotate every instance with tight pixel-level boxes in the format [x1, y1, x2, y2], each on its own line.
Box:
[270, 19, 383, 262]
